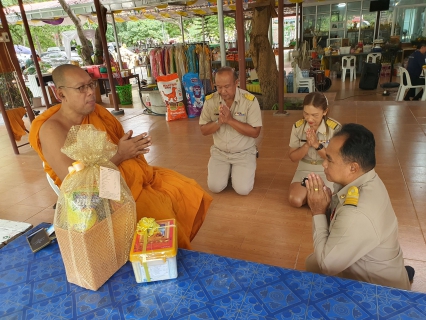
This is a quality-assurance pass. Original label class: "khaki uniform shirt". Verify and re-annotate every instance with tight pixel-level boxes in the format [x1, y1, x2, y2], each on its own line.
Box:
[289, 117, 341, 165]
[312, 169, 410, 290]
[199, 88, 262, 153]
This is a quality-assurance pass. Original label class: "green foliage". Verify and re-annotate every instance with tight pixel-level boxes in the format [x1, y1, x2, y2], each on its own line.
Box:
[176, 16, 236, 43]
[8, 13, 237, 50]
[9, 23, 75, 52]
[164, 22, 181, 39]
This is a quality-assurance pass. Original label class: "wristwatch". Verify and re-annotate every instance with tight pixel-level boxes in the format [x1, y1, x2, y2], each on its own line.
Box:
[315, 143, 324, 151]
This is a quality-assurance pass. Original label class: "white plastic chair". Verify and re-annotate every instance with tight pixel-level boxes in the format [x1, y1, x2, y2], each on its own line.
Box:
[341, 56, 356, 82]
[366, 53, 382, 63]
[293, 64, 315, 93]
[43, 162, 60, 196]
[396, 67, 425, 101]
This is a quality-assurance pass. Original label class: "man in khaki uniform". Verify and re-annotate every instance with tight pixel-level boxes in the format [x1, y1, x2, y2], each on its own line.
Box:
[304, 123, 412, 290]
[199, 67, 262, 195]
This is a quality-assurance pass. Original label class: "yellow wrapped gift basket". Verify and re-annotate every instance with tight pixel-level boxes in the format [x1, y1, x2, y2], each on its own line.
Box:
[54, 124, 137, 291]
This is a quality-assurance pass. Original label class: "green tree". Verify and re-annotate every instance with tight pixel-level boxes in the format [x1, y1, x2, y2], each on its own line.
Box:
[118, 20, 165, 46]
[9, 23, 75, 52]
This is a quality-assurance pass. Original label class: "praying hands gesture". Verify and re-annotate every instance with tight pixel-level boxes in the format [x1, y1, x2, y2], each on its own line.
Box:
[219, 103, 232, 124]
[306, 173, 332, 216]
[306, 128, 320, 149]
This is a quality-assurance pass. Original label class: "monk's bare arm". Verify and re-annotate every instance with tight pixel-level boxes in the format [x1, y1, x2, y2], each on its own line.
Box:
[39, 120, 74, 181]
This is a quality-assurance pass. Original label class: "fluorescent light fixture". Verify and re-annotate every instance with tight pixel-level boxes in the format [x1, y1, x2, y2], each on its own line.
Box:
[338, 3, 346, 7]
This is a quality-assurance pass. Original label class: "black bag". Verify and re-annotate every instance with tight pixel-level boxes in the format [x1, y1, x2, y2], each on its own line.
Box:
[359, 62, 382, 90]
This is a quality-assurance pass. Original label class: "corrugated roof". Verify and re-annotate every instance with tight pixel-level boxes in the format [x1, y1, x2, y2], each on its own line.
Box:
[5, 0, 298, 24]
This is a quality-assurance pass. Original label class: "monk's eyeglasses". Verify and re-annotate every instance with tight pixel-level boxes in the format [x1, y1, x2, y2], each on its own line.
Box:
[59, 81, 98, 93]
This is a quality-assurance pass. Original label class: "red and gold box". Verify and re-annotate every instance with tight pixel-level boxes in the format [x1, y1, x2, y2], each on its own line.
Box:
[129, 218, 178, 283]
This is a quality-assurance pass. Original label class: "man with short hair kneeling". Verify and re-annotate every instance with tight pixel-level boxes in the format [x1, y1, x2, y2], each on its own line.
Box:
[304, 123, 413, 290]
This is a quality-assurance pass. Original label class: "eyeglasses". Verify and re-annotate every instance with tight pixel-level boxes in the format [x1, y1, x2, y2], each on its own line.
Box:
[59, 81, 98, 93]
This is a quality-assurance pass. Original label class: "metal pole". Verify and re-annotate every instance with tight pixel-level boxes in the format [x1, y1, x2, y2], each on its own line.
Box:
[236, 0, 246, 90]
[374, 11, 380, 41]
[180, 16, 185, 43]
[299, 3, 303, 48]
[202, 16, 205, 43]
[390, 7, 396, 36]
[18, 0, 50, 109]
[278, 0, 284, 113]
[162, 21, 166, 43]
[110, 12, 123, 70]
[0, 1, 34, 122]
[217, 0, 226, 67]
[94, 0, 123, 115]
[295, 3, 299, 47]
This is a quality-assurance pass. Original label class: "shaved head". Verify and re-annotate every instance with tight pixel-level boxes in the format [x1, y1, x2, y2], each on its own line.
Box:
[52, 64, 84, 87]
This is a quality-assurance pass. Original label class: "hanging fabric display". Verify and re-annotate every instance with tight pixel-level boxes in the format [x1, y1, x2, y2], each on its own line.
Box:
[174, 44, 187, 80]
[185, 45, 198, 74]
[196, 44, 211, 80]
[182, 72, 205, 118]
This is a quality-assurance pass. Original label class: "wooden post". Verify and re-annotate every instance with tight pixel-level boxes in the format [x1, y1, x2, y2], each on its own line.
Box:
[0, 2, 34, 122]
[278, 0, 284, 113]
[236, 0, 246, 90]
[17, 0, 51, 109]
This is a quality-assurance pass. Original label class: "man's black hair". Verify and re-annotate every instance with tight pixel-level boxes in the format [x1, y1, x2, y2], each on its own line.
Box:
[333, 123, 376, 172]
[417, 42, 426, 50]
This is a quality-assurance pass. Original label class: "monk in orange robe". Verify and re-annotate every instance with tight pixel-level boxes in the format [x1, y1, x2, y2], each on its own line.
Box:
[29, 64, 212, 249]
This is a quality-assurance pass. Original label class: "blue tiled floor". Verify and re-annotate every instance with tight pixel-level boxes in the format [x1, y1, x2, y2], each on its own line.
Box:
[1, 223, 426, 319]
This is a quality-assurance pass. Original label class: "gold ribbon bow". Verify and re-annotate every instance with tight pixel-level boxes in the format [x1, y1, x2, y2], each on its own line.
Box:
[137, 217, 160, 237]
[136, 217, 160, 282]
[67, 161, 85, 175]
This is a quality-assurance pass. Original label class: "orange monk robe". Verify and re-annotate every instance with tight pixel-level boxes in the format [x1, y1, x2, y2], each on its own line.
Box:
[29, 104, 212, 249]
[6, 107, 27, 141]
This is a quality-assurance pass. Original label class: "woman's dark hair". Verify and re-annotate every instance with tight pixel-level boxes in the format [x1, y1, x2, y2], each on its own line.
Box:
[333, 123, 376, 172]
[302, 92, 330, 138]
[302, 92, 328, 112]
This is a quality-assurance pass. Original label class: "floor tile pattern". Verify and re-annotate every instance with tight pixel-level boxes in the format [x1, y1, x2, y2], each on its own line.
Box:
[1, 223, 426, 320]
[0, 75, 426, 298]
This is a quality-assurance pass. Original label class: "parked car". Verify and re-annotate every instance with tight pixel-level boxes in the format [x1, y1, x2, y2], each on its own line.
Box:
[47, 47, 61, 53]
[41, 51, 69, 67]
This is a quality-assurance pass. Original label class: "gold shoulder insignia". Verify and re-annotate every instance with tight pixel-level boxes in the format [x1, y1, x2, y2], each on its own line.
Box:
[244, 93, 255, 101]
[344, 186, 359, 207]
[326, 118, 340, 130]
[205, 93, 214, 100]
[295, 119, 305, 128]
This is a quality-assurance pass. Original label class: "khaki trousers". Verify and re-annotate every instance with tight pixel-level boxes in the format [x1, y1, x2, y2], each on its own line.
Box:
[305, 253, 322, 274]
[207, 145, 257, 195]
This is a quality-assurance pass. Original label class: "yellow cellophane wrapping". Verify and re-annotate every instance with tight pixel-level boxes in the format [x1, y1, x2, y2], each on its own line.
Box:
[54, 124, 136, 291]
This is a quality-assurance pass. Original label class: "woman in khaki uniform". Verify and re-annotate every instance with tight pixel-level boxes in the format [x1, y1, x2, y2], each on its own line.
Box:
[288, 92, 341, 207]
